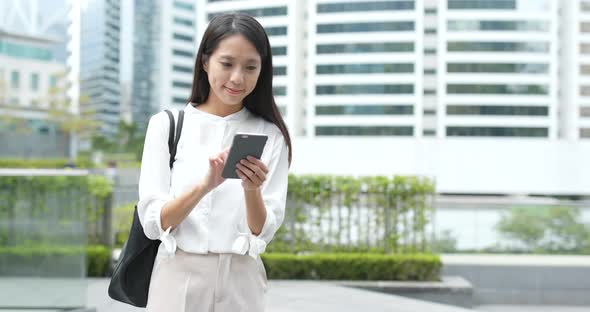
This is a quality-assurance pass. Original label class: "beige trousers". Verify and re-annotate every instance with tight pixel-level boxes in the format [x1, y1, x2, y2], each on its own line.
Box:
[146, 248, 267, 312]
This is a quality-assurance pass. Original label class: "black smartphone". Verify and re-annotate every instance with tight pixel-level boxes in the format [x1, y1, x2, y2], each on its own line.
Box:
[221, 133, 268, 179]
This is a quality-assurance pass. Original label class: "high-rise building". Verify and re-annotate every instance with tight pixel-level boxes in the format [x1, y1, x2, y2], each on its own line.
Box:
[438, 0, 558, 139]
[78, 0, 121, 139]
[198, 0, 307, 136]
[307, 0, 423, 137]
[562, 0, 590, 140]
[0, 0, 70, 157]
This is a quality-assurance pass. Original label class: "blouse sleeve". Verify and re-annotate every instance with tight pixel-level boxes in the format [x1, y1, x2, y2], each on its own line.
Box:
[254, 131, 290, 244]
[137, 112, 174, 243]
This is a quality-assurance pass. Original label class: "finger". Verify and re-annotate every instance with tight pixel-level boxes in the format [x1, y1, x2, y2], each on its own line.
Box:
[239, 159, 266, 181]
[246, 156, 269, 173]
[236, 163, 255, 178]
[237, 167, 262, 185]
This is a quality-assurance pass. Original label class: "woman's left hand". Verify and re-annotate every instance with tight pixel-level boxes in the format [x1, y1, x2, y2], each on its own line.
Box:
[236, 156, 269, 191]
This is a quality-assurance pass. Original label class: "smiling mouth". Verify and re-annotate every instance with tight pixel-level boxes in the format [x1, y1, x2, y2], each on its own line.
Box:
[225, 87, 243, 95]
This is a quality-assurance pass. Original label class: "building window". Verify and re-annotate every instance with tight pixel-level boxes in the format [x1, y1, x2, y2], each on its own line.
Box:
[448, 0, 550, 11]
[317, 21, 414, 33]
[316, 84, 414, 95]
[273, 86, 287, 96]
[316, 105, 413, 115]
[424, 28, 437, 34]
[173, 49, 194, 58]
[423, 89, 436, 95]
[173, 33, 193, 42]
[424, 48, 436, 54]
[272, 46, 287, 56]
[423, 129, 436, 136]
[581, 86, 590, 96]
[273, 66, 287, 76]
[580, 106, 590, 117]
[317, 42, 414, 54]
[173, 17, 193, 27]
[447, 126, 548, 137]
[447, 105, 548, 116]
[447, 41, 549, 53]
[582, 22, 590, 33]
[31, 73, 39, 91]
[316, 126, 413, 136]
[448, 20, 549, 32]
[424, 69, 436, 74]
[447, 84, 548, 95]
[447, 63, 548, 73]
[11, 70, 19, 89]
[174, 1, 194, 11]
[172, 81, 192, 89]
[581, 128, 590, 138]
[172, 65, 193, 73]
[317, 1, 414, 13]
[173, 97, 187, 104]
[424, 8, 437, 14]
[265, 26, 287, 36]
[316, 63, 414, 74]
[209, 7, 287, 20]
[423, 109, 436, 115]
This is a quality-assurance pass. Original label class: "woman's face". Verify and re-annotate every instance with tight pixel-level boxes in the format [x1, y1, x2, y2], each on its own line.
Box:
[203, 34, 262, 108]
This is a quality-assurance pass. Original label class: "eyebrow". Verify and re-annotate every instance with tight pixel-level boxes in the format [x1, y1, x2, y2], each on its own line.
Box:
[218, 55, 260, 63]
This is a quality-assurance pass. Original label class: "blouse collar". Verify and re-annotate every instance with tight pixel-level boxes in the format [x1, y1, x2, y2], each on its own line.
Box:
[185, 102, 249, 122]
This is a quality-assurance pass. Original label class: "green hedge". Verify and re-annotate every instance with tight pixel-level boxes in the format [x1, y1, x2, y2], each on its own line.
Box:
[261, 253, 441, 281]
[0, 245, 110, 277]
[0, 158, 94, 169]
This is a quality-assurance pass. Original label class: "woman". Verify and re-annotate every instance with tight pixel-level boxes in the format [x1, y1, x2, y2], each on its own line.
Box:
[137, 13, 292, 311]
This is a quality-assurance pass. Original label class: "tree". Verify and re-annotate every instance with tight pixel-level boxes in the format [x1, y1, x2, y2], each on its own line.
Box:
[45, 72, 99, 159]
[496, 205, 590, 253]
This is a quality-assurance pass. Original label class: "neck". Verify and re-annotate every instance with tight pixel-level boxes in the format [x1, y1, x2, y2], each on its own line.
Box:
[197, 97, 243, 117]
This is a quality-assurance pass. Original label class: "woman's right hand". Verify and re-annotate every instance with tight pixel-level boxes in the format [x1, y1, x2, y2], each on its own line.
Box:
[201, 147, 230, 193]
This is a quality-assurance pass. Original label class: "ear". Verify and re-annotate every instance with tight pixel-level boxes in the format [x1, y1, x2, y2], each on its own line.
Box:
[202, 56, 209, 73]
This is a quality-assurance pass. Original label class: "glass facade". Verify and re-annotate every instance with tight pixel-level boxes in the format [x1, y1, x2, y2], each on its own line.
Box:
[0, 40, 53, 61]
[316, 126, 414, 136]
[266, 26, 287, 36]
[448, 20, 549, 31]
[447, 41, 549, 53]
[208, 7, 287, 20]
[447, 84, 548, 95]
[174, 1, 194, 11]
[448, 0, 550, 11]
[447, 126, 548, 137]
[317, 22, 414, 33]
[273, 86, 286, 96]
[447, 63, 548, 73]
[447, 105, 548, 116]
[317, 84, 414, 95]
[316, 105, 414, 115]
[30, 73, 39, 91]
[10, 70, 19, 89]
[316, 63, 414, 74]
[317, 1, 415, 13]
[317, 42, 414, 54]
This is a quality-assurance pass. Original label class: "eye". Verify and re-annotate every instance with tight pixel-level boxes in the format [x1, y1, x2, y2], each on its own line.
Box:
[221, 62, 232, 68]
[247, 66, 257, 71]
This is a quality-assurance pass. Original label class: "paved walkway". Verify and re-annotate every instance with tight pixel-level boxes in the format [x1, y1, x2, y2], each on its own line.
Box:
[86, 279, 475, 312]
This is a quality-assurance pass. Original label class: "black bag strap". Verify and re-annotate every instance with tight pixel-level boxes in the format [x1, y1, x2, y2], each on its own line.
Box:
[164, 109, 184, 169]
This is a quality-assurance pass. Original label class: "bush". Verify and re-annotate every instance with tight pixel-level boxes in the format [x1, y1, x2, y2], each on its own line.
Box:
[261, 253, 441, 281]
[0, 158, 94, 169]
[0, 245, 111, 277]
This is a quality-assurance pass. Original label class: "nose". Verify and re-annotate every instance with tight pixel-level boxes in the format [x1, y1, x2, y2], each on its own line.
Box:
[229, 68, 244, 86]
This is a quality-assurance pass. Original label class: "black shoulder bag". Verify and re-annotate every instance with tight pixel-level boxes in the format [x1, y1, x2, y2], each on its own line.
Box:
[108, 109, 184, 307]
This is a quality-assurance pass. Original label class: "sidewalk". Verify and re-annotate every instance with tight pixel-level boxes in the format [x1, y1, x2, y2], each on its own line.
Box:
[86, 278, 476, 312]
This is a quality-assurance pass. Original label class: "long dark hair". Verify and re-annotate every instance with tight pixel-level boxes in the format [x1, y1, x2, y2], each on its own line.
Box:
[188, 13, 292, 166]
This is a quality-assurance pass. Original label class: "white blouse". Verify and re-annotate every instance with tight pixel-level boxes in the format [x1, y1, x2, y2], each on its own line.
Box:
[137, 103, 289, 259]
